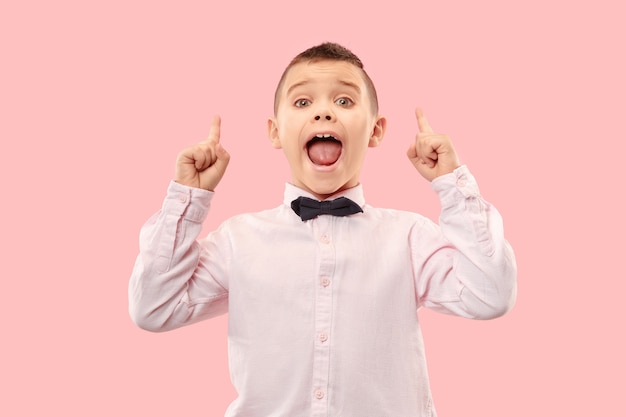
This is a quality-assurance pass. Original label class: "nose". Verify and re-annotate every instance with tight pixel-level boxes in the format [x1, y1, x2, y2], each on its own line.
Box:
[313, 103, 334, 121]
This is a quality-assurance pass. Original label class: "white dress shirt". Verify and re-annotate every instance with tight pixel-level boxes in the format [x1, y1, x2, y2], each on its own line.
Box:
[129, 165, 517, 417]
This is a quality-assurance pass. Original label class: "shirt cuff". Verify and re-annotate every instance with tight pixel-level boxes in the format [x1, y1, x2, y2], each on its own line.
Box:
[161, 181, 214, 222]
[430, 165, 481, 206]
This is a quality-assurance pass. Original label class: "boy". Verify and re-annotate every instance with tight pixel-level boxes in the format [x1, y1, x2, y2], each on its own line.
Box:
[129, 42, 517, 417]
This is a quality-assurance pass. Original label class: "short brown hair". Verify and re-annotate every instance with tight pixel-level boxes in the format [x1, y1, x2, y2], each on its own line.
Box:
[273, 42, 379, 115]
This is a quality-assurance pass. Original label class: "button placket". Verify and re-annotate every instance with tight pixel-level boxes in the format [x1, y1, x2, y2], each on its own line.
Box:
[310, 217, 334, 416]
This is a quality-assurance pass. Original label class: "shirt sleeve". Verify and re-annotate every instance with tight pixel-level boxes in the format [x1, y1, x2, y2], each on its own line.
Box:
[128, 181, 230, 332]
[411, 165, 517, 319]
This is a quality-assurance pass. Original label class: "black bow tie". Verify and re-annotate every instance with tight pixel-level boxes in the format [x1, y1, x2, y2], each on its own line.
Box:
[291, 196, 363, 221]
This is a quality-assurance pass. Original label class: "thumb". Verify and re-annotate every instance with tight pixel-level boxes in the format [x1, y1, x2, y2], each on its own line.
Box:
[202, 143, 231, 191]
[212, 143, 231, 173]
[406, 142, 418, 160]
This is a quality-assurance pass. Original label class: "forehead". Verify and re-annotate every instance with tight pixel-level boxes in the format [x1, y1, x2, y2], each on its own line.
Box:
[281, 60, 367, 95]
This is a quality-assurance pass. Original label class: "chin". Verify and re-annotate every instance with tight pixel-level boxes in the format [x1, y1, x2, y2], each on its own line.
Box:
[305, 180, 353, 199]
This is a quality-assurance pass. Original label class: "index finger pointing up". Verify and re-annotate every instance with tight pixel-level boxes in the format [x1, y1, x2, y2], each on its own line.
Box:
[415, 108, 433, 134]
[204, 115, 221, 144]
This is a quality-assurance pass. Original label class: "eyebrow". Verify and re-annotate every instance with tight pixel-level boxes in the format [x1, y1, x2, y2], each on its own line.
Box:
[286, 79, 362, 96]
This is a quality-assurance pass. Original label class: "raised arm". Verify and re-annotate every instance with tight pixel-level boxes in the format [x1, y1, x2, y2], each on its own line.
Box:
[129, 116, 231, 331]
[407, 109, 516, 319]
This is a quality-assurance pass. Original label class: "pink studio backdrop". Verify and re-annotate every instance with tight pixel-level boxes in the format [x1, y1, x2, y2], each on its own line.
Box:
[1, 0, 624, 415]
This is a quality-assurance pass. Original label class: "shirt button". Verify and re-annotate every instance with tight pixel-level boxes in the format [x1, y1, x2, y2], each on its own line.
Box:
[319, 234, 330, 244]
[319, 333, 328, 342]
[314, 389, 325, 399]
[178, 194, 188, 203]
[321, 277, 331, 287]
[457, 178, 467, 187]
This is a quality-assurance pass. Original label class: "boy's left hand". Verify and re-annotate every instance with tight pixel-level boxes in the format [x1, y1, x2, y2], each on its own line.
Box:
[407, 108, 461, 181]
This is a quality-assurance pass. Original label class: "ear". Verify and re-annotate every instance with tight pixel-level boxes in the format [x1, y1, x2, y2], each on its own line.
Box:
[368, 115, 387, 147]
[267, 117, 282, 149]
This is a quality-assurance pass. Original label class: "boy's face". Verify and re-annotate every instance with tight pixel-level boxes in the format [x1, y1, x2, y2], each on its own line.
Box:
[268, 60, 386, 200]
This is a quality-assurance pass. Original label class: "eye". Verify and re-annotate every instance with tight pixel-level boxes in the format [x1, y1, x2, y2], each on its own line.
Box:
[335, 97, 353, 107]
[295, 99, 311, 108]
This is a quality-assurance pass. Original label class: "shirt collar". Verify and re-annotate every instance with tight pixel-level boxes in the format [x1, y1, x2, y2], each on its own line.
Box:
[283, 183, 366, 209]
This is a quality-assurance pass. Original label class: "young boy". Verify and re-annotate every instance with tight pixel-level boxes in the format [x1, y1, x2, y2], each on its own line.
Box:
[129, 42, 517, 417]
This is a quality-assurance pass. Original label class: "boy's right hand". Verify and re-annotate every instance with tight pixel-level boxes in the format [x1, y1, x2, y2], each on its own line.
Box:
[175, 115, 230, 191]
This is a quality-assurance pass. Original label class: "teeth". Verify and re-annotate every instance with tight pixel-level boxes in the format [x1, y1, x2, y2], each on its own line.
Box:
[315, 133, 333, 138]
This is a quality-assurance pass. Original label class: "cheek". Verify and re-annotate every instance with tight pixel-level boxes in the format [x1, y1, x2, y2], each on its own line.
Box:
[282, 142, 303, 162]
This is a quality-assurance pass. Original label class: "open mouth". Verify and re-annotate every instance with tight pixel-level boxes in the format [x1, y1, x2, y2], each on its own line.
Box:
[306, 133, 342, 166]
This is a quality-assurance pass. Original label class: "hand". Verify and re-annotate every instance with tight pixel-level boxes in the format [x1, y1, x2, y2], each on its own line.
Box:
[175, 115, 230, 191]
[407, 108, 460, 181]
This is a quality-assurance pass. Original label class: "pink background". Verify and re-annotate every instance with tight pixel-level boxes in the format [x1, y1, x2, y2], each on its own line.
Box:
[2, 0, 624, 415]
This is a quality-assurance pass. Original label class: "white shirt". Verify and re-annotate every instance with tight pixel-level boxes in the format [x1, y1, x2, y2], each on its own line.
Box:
[129, 165, 517, 417]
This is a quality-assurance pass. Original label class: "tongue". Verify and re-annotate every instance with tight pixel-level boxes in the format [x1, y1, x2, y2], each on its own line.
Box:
[308, 141, 342, 165]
